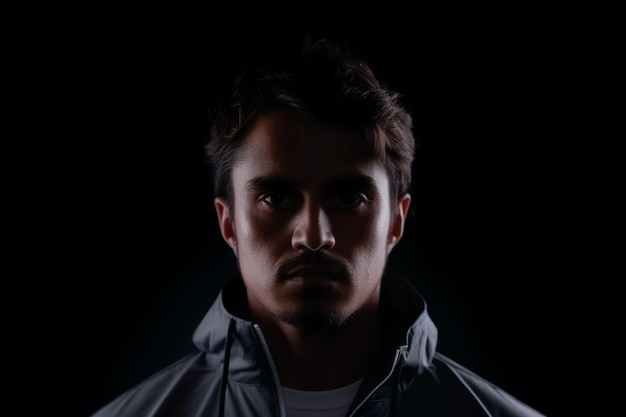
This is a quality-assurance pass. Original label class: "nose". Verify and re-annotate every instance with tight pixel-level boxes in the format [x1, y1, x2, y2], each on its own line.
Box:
[291, 200, 336, 251]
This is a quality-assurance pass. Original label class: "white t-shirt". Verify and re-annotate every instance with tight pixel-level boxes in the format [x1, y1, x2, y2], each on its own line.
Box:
[282, 379, 363, 417]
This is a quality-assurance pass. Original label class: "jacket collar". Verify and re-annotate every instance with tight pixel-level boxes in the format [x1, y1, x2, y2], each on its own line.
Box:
[191, 269, 438, 388]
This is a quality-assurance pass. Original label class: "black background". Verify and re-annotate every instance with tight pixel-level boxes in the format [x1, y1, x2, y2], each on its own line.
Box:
[5, 5, 620, 417]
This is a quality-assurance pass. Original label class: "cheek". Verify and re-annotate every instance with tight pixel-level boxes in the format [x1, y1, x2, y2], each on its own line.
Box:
[234, 206, 285, 263]
[340, 204, 391, 243]
[336, 210, 391, 265]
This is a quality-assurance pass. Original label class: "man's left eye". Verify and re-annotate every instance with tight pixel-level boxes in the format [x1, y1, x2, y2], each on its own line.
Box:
[330, 192, 367, 207]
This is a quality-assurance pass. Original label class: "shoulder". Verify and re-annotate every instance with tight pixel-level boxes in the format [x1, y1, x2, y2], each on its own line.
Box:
[90, 352, 220, 417]
[431, 352, 546, 417]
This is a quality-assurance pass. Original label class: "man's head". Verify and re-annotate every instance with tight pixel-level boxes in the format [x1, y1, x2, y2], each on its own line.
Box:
[206, 37, 415, 330]
[207, 36, 415, 213]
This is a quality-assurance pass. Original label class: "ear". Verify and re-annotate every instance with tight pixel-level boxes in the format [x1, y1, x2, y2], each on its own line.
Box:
[387, 193, 411, 254]
[214, 196, 238, 255]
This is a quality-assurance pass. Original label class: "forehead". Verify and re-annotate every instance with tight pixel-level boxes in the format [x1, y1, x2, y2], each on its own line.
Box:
[233, 110, 385, 184]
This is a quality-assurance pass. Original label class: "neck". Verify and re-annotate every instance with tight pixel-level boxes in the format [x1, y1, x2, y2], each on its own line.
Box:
[254, 304, 384, 391]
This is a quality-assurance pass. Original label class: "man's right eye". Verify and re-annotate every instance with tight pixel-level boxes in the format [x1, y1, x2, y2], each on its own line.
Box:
[259, 192, 294, 207]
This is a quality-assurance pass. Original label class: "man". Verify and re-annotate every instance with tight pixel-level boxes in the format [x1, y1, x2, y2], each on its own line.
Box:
[91, 36, 545, 416]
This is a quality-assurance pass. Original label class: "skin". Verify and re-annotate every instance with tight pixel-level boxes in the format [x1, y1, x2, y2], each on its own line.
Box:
[215, 110, 411, 390]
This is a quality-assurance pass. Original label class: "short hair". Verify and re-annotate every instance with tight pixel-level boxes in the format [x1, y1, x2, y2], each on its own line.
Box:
[206, 36, 415, 209]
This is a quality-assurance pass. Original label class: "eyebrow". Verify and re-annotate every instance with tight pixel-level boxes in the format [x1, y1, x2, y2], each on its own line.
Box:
[245, 175, 377, 192]
[326, 177, 377, 192]
[246, 177, 299, 191]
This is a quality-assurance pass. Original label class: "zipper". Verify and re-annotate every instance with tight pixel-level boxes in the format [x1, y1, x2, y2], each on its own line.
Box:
[253, 323, 287, 417]
[347, 348, 403, 417]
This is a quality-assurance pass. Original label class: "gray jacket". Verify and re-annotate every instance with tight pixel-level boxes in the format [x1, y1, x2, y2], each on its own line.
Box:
[91, 271, 546, 417]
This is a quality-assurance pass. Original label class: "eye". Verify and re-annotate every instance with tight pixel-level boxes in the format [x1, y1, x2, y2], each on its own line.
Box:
[259, 192, 298, 207]
[329, 192, 368, 207]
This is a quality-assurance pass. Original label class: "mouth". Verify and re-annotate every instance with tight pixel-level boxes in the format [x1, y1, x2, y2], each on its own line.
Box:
[285, 266, 344, 281]
[278, 252, 350, 285]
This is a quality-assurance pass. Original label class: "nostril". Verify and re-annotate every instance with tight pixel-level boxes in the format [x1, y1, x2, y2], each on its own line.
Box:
[291, 201, 336, 251]
[291, 229, 335, 251]
[291, 222, 335, 251]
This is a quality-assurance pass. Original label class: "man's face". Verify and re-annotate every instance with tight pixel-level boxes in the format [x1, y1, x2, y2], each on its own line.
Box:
[215, 110, 410, 330]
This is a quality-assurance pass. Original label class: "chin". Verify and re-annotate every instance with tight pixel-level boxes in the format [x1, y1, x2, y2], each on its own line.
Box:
[275, 306, 355, 332]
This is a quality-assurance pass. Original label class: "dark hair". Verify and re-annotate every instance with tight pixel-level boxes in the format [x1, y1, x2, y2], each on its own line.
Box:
[206, 36, 415, 209]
